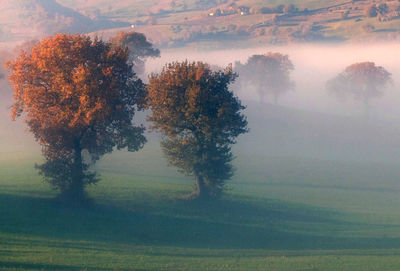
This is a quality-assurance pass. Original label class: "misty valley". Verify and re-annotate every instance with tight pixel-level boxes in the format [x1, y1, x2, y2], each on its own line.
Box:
[1, 1, 400, 271]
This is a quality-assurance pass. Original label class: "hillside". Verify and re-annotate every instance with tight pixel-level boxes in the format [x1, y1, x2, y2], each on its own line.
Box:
[57, 0, 400, 48]
[0, 0, 127, 42]
[1, 0, 399, 47]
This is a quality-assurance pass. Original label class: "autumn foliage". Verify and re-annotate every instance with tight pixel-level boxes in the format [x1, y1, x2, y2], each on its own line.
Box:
[6, 34, 147, 201]
[147, 61, 248, 198]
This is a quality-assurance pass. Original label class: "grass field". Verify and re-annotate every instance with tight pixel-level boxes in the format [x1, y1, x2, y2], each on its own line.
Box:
[2, 130, 400, 271]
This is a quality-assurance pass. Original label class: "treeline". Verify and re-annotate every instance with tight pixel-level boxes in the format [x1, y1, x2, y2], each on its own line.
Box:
[208, 3, 302, 17]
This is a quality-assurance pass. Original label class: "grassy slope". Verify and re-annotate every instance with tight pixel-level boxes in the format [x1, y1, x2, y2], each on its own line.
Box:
[2, 157, 400, 270]
[2, 109, 400, 270]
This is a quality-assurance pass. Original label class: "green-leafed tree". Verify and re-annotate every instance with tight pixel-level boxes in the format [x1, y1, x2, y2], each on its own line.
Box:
[147, 61, 248, 199]
[235, 52, 294, 104]
[110, 31, 160, 77]
[327, 62, 392, 116]
[6, 34, 147, 203]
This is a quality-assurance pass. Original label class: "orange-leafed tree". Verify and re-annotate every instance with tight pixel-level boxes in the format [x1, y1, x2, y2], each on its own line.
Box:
[235, 52, 294, 104]
[110, 31, 160, 77]
[147, 61, 248, 199]
[326, 62, 392, 116]
[6, 34, 147, 202]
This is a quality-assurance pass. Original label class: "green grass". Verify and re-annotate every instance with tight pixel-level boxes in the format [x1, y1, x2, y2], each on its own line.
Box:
[2, 140, 400, 271]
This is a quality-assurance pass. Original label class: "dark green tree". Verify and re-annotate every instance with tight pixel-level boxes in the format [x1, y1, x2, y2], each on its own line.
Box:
[147, 61, 248, 199]
[6, 34, 147, 202]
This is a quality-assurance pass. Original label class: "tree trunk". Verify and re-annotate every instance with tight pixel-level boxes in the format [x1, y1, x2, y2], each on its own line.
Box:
[194, 175, 209, 199]
[69, 140, 85, 201]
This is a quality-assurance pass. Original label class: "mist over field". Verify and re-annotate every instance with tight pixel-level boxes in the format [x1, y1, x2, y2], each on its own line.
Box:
[147, 43, 400, 117]
[2, 1, 400, 269]
[117, 43, 400, 167]
[3, 43, 400, 166]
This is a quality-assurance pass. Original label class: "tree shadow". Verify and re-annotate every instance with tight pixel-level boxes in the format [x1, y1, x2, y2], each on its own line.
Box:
[0, 193, 399, 250]
[0, 261, 113, 271]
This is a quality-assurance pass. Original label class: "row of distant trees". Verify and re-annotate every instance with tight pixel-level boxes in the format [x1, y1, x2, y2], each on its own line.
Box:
[234, 52, 392, 115]
[5, 32, 248, 203]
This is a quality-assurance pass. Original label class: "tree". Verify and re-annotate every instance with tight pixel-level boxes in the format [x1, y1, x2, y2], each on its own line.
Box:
[110, 31, 160, 77]
[147, 61, 248, 199]
[0, 49, 9, 80]
[283, 4, 297, 14]
[365, 5, 378, 17]
[326, 62, 392, 116]
[377, 3, 389, 15]
[6, 34, 147, 202]
[235, 52, 294, 104]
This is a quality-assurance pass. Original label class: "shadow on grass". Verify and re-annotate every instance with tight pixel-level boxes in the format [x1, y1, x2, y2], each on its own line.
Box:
[0, 193, 399, 251]
[0, 261, 113, 271]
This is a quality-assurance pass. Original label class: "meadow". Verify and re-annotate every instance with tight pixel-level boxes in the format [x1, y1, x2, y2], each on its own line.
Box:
[2, 103, 400, 270]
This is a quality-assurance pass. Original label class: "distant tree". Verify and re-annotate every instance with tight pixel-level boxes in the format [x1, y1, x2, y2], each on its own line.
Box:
[365, 5, 378, 17]
[275, 4, 285, 13]
[148, 16, 158, 25]
[377, 3, 389, 15]
[0, 49, 11, 80]
[147, 61, 248, 199]
[283, 4, 297, 14]
[6, 34, 147, 202]
[235, 52, 294, 104]
[227, 24, 238, 32]
[362, 23, 375, 33]
[326, 62, 392, 116]
[341, 9, 350, 19]
[249, 6, 263, 14]
[110, 31, 160, 77]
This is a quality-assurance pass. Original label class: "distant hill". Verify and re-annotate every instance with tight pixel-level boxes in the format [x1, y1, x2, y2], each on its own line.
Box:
[54, 0, 400, 48]
[1, 0, 400, 48]
[0, 0, 127, 42]
[0, 0, 400, 46]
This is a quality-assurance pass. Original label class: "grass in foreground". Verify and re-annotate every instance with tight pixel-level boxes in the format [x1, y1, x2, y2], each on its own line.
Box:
[1, 149, 400, 270]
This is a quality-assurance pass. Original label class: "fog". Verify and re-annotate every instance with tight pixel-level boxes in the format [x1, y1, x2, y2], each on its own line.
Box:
[3, 43, 400, 166]
[144, 43, 400, 165]
[146, 43, 400, 119]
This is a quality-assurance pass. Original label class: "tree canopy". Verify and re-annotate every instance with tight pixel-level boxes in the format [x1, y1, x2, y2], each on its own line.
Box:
[235, 52, 294, 104]
[326, 62, 391, 115]
[6, 33, 147, 202]
[147, 61, 248, 199]
[110, 31, 160, 77]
